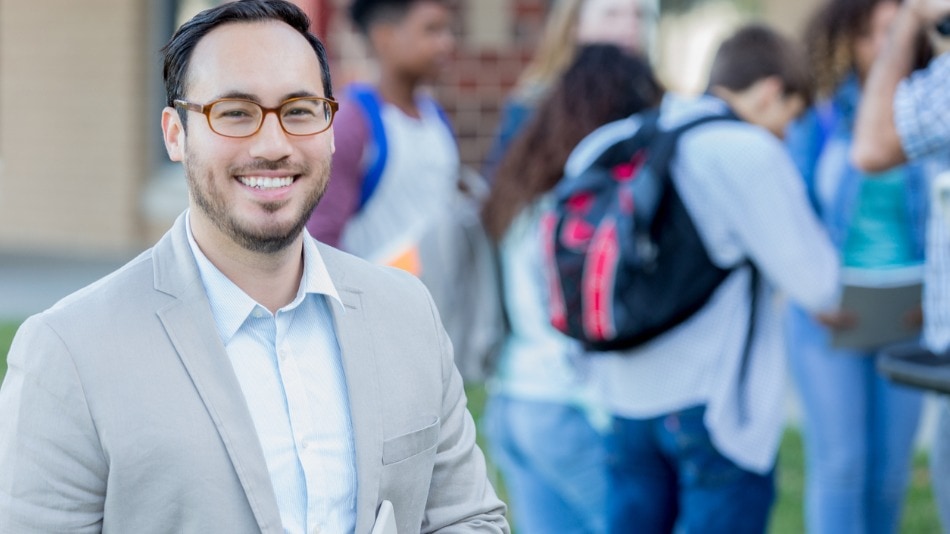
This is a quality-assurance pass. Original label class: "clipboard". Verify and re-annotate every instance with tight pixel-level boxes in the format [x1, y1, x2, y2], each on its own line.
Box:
[371, 500, 398, 534]
[830, 266, 923, 350]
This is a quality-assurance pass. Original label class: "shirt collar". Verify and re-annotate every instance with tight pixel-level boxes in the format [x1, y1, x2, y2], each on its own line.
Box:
[184, 211, 344, 345]
[298, 224, 345, 311]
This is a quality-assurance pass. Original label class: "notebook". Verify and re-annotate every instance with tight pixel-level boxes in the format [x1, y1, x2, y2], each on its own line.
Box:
[831, 266, 923, 350]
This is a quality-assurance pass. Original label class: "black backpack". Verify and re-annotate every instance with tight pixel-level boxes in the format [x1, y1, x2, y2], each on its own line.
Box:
[543, 108, 754, 353]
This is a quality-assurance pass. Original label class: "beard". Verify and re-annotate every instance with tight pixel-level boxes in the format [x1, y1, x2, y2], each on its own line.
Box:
[185, 152, 329, 255]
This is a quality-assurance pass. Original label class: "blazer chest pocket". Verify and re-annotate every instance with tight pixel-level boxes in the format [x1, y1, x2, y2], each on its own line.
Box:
[382, 417, 440, 465]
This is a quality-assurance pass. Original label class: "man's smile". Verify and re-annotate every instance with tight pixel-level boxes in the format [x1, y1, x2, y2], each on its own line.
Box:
[237, 175, 296, 190]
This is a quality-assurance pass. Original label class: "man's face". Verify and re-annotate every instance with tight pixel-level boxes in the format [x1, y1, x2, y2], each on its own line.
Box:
[161, 21, 334, 254]
[376, 2, 455, 81]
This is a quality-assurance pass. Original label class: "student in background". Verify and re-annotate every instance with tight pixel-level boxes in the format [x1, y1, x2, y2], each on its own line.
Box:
[306, 0, 506, 386]
[482, 0, 657, 181]
[852, 0, 950, 529]
[784, 1, 931, 532]
[480, 45, 663, 534]
[305, 0, 456, 272]
[572, 26, 839, 533]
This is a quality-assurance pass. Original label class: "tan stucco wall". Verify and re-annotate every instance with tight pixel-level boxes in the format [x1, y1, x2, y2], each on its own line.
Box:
[0, 0, 148, 254]
[762, 0, 823, 38]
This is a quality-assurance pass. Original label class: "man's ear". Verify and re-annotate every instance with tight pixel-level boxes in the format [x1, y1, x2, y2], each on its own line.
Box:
[754, 75, 785, 110]
[161, 107, 185, 162]
[368, 23, 395, 55]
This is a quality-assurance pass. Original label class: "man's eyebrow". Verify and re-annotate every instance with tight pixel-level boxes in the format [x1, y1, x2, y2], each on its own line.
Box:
[213, 91, 259, 102]
[283, 90, 322, 100]
[210, 91, 323, 103]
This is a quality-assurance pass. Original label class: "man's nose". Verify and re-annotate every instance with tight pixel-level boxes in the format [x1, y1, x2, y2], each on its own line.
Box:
[248, 111, 293, 160]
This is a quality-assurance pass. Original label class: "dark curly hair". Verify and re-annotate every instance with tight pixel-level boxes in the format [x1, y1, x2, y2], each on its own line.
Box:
[805, 0, 931, 96]
[482, 45, 664, 241]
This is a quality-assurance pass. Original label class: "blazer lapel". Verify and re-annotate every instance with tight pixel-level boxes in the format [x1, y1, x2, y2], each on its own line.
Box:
[323, 248, 384, 534]
[153, 214, 283, 533]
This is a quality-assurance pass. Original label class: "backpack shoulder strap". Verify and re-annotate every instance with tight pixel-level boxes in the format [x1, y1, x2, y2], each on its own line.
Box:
[648, 108, 753, 424]
[346, 83, 389, 211]
[628, 109, 739, 229]
[428, 96, 456, 144]
[590, 108, 662, 169]
[644, 109, 740, 178]
[736, 264, 759, 425]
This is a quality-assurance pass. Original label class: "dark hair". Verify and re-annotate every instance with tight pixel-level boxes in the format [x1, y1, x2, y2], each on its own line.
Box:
[350, 0, 444, 34]
[706, 24, 814, 107]
[161, 0, 333, 126]
[482, 45, 664, 241]
[806, 0, 931, 96]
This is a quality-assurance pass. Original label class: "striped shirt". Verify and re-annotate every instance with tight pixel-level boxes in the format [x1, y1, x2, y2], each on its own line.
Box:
[894, 51, 950, 354]
[186, 215, 356, 534]
[566, 94, 840, 473]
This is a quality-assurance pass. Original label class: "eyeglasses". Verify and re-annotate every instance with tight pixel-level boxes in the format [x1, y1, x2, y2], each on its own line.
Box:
[174, 96, 339, 138]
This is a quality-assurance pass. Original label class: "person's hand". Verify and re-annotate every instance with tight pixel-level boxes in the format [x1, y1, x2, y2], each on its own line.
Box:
[907, 0, 950, 25]
[903, 305, 925, 329]
[815, 309, 859, 331]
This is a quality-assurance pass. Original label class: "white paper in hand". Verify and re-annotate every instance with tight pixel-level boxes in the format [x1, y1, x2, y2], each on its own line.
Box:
[371, 500, 397, 534]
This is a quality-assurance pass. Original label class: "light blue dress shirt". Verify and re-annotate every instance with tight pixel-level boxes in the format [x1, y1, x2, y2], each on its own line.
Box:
[186, 215, 356, 534]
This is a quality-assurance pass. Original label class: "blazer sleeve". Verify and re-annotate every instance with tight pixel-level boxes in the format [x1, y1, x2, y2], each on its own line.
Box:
[0, 315, 108, 533]
[419, 290, 510, 533]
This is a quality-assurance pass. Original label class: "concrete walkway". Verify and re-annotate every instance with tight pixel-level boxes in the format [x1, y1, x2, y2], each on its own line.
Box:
[0, 250, 134, 321]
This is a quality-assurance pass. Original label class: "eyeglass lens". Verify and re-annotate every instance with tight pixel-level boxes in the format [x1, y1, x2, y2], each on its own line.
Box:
[208, 99, 331, 137]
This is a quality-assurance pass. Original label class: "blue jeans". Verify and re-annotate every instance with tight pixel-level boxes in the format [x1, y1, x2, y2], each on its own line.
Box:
[786, 307, 922, 534]
[606, 406, 775, 534]
[933, 397, 950, 533]
[483, 395, 608, 534]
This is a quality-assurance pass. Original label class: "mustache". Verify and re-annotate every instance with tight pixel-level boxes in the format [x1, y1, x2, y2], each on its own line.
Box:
[229, 158, 311, 175]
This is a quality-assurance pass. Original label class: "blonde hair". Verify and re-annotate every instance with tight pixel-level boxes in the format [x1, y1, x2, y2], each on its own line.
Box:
[514, 0, 585, 98]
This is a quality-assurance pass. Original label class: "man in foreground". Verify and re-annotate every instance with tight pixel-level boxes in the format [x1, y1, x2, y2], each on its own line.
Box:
[0, 1, 508, 532]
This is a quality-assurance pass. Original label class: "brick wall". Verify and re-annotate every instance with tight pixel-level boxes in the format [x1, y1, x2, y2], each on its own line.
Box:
[438, 0, 548, 170]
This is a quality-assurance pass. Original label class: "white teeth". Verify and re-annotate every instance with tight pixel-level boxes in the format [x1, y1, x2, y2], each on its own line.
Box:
[238, 176, 294, 190]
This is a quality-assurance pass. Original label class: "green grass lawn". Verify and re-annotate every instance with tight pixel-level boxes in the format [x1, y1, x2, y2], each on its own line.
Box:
[768, 429, 940, 533]
[0, 321, 18, 381]
[0, 324, 939, 531]
[465, 384, 942, 534]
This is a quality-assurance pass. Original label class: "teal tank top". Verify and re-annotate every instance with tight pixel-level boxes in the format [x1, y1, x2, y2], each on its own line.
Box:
[842, 168, 918, 268]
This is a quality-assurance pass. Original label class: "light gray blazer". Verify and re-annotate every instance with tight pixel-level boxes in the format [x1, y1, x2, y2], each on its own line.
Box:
[0, 214, 508, 533]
